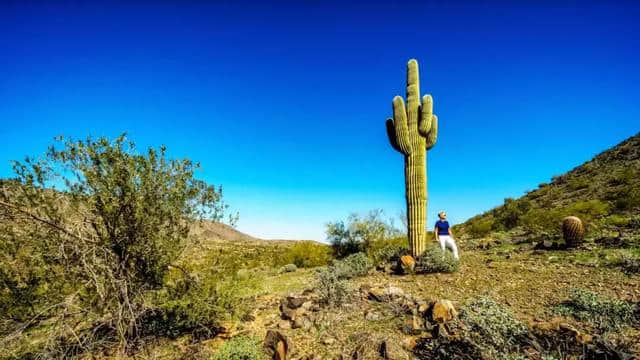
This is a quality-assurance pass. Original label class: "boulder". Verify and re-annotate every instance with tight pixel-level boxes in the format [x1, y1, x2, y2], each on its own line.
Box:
[402, 313, 424, 335]
[264, 330, 291, 360]
[399, 255, 416, 273]
[431, 299, 457, 323]
[292, 315, 312, 330]
[381, 338, 409, 360]
[286, 295, 309, 309]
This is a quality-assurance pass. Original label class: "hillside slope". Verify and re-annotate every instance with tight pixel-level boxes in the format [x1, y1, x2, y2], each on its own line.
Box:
[457, 132, 640, 243]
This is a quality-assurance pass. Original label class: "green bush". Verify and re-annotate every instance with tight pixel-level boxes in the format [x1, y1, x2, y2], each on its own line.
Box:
[567, 178, 590, 191]
[468, 218, 494, 238]
[620, 253, 640, 274]
[280, 241, 331, 268]
[314, 267, 352, 307]
[415, 246, 459, 274]
[1, 135, 235, 350]
[211, 335, 266, 360]
[460, 297, 528, 355]
[326, 210, 400, 258]
[415, 296, 528, 359]
[554, 288, 635, 330]
[332, 252, 373, 279]
[367, 235, 409, 265]
[145, 270, 261, 339]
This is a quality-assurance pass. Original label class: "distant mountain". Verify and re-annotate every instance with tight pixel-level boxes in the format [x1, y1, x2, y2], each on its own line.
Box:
[456, 132, 640, 243]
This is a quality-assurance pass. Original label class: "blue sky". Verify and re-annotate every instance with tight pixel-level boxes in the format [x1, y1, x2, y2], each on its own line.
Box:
[1, 1, 639, 241]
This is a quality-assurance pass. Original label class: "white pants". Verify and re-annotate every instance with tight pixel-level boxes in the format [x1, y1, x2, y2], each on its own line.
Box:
[438, 235, 459, 260]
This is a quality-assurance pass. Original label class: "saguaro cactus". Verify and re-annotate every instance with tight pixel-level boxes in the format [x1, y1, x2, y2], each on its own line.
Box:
[386, 59, 438, 257]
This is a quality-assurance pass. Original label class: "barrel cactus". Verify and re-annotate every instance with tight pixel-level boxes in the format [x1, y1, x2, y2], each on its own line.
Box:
[386, 59, 438, 257]
[562, 216, 585, 247]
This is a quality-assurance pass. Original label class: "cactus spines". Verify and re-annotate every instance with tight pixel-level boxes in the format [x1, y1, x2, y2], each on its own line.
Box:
[563, 216, 585, 247]
[386, 59, 439, 257]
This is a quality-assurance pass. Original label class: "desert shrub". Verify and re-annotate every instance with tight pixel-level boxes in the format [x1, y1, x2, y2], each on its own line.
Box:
[144, 268, 261, 340]
[332, 252, 373, 279]
[211, 335, 266, 360]
[0, 135, 235, 352]
[494, 198, 532, 230]
[314, 267, 352, 307]
[620, 253, 640, 274]
[415, 246, 459, 274]
[313, 253, 371, 306]
[415, 296, 528, 359]
[468, 218, 494, 238]
[367, 235, 409, 265]
[567, 178, 590, 191]
[613, 188, 640, 211]
[460, 297, 528, 356]
[280, 241, 331, 268]
[279, 263, 298, 273]
[608, 168, 635, 186]
[554, 288, 635, 330]
[567, 199, 610, 219]
[326, 209, 400, 258]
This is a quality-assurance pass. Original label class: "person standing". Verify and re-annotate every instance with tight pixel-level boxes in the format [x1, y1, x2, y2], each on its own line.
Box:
[434, 211, 460, 260]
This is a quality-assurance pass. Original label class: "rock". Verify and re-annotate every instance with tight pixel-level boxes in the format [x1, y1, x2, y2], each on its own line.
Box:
[351, 335, 381, 360]
[384, 286, 405, 298]
[369, 286, 405, 302]
[278, 320, 292, 329]
[322, 337, 335, 345]
[301, 301, 314, 310]
[365, 310, 381, 321]
[381, 338, 409, 360]
[399, 255, 416, 273]
[280, 298, 303, 320]
[286, 295, 309, 309]
[402, 313, 424, 335]
[431, 299, 457, 323]
[416, 301, 429, 314]
[401, 337, 417, 351]
[292, 315, 312, 330]
[264, 330, 291, 360]
[368, 287, 386, 302]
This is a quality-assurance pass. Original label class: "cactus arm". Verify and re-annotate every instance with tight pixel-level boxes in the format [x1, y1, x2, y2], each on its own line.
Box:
[406, 59, 421, 131]
[386, 118, 404, 154]
[392, 96, 411, 154]
[419, 94, 433, 137]
[426, 115, 438, 150]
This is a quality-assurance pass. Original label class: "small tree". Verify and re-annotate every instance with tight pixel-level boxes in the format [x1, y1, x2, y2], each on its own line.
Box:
[325, 209, 399, 258]
[0, 134, 234, 353]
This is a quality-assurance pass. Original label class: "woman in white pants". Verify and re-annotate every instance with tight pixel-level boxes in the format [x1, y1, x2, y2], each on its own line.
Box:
[434, 211, 459, 260]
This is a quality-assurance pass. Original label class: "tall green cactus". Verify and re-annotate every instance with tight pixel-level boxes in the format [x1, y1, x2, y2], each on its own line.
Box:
[386, 59, 438, 257]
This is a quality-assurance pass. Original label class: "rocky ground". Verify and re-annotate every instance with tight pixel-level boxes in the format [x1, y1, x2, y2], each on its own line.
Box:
[146, 241, 639, 359]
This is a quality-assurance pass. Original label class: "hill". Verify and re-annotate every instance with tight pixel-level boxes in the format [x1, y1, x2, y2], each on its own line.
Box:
[456, 132, 640, 246]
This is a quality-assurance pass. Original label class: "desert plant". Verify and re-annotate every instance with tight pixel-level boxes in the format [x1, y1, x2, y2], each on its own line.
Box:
[415, 245, 459, 273]
[326, 209, 399, 258]
[385, 59, 438, 257]
[0, 134, 234, 353]
[279, 263, 298, 273]
[211, 335, 266, 360]
[280, 240, 331, 268]
[554, 288, 635, 330]
[332, 252, 373, 278]
[367, 235, 409, 265]
[314, 267, 352, 307]
[562, 216, 585, 247]
[460, 297, 528, 356]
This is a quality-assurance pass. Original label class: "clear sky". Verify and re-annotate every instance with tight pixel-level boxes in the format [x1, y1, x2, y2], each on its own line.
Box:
[1, 1, 639, 241]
